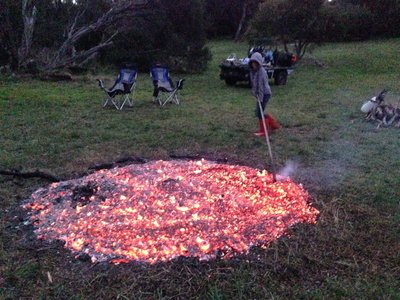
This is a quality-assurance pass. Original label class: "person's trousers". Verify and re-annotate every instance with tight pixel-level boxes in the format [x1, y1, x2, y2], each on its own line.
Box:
[255, 94, 271, 119]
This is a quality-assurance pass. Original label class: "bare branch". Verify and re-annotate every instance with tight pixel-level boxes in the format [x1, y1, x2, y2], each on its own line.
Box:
[67, 6, 87, 39]
[49, 31, 119, 70]
[46, 0, 151, 71]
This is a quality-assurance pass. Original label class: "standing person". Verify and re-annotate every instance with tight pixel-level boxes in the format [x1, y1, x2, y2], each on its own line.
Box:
[249, 52, 279, 136]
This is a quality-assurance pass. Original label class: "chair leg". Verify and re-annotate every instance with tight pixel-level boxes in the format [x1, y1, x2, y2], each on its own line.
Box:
[111, 98, 120, 110]
[127, 96, 133, 108]
[161, 95, 170, 107]
[120, 94, 133, 110]
[119, 96, 126, 110]
[174, 94, 180, 105]
[157, 95, 163, 106]
[160, 90, 179, 107]
[103, 96, 113, 108]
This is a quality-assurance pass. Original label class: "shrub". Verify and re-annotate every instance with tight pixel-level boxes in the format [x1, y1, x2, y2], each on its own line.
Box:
[101, 0, 212, 73]
[321, 3, 374, 42]
[250, 0, 325, 58]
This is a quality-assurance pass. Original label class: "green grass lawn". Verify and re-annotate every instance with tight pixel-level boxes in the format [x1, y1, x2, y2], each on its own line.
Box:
[1, 39, 399, 299]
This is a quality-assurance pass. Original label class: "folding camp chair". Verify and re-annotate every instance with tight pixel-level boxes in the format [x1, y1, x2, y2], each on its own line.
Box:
[97, 68, 137, 110]
[150, 65, 184, 107]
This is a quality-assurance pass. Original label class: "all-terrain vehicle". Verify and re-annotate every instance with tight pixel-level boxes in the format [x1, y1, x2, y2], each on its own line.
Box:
[219, 44, 298, 86]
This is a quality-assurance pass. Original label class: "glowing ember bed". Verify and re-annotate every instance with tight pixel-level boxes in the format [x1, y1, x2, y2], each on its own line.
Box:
[22, 160, 319, 264]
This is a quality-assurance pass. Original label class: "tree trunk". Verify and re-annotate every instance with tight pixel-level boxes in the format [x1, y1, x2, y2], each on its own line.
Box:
[18, 0, 37, 70]
[234, 3, 247, 42]
[295, 40, 309, 58]
[0, 2, 20, 69]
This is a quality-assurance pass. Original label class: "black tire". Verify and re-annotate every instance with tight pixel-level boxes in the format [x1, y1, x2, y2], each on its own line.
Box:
[225, 78, 237, 86]
[274, 70, 287, 85]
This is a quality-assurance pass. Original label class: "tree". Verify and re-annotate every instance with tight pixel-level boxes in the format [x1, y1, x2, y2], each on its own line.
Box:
[360, 0, 400, 37]
[204, 0, 261, 40]
[0, 0, 153, 73]
[1, 0, 211, 74]
[0, 1, 23, 68]
[101, 0, 212, 73]
[234, 0, 261, 41]
[159, 0, 211, 72]
[251, 0, 325, 58]
[320, 1, 374, 42]
[323, 0, 400, 38]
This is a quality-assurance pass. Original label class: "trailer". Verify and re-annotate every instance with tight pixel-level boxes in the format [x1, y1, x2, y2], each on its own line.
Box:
[219, 47, 297, 86]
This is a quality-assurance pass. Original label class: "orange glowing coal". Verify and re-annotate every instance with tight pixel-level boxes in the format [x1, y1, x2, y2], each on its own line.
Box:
[22, 160, 319, 264]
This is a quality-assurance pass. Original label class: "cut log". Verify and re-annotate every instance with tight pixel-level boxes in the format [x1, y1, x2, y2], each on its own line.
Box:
[89, 156, 148, 171]
[38, 72, 73, 81]
[0, 169, 60, 182]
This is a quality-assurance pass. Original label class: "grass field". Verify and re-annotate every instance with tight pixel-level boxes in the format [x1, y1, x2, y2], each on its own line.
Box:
[1, 39, 399, 299]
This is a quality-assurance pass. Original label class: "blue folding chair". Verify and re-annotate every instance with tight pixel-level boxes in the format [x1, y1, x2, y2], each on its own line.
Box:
[97, 68, 137, 110]
[150, 65, 184, 107]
